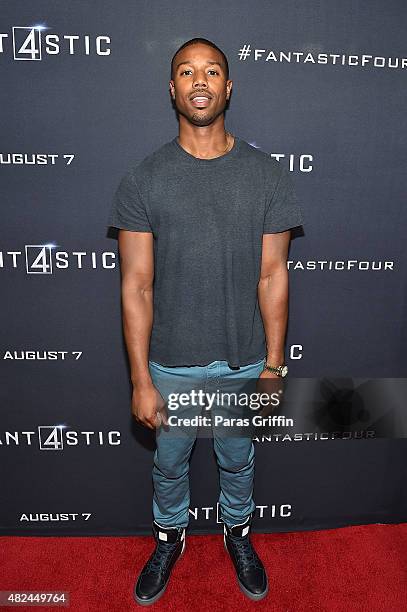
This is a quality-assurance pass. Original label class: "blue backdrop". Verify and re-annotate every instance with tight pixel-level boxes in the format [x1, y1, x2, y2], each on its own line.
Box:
[1, 0, 406, 535]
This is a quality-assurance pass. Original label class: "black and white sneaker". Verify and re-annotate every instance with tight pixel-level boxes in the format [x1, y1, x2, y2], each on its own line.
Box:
[223, 513, 268, 601]
[134, 521, 186, 606]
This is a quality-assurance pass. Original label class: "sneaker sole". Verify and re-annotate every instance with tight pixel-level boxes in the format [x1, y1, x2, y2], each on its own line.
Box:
[223, 533, 269, 601]
[237, 577, 269, 601]
[134, 536, 186, 606]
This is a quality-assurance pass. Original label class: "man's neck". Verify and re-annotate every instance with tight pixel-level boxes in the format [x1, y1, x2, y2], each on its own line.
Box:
[177, 125, 234, 159]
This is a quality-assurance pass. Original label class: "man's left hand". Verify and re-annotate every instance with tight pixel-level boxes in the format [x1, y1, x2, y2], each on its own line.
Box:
[255, 368, 285, 417]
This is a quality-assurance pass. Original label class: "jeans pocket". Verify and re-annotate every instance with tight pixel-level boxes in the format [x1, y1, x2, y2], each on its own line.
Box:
[149, 360, 163, 367]
[246, 357, 266, 369]
[253, 357, 266, 365]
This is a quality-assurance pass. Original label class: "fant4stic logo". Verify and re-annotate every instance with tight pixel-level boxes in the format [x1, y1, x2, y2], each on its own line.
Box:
[0, 426, 121, 448]
[0, 25, 110, 59]
[1, 244, 116, 272]
[37, 426, 120, 449]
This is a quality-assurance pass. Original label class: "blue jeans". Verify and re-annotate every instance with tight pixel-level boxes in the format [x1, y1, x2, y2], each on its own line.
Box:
[148, 357, 266, 529]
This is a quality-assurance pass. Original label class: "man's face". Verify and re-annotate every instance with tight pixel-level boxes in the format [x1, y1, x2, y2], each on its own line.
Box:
[169, 43, 232, 127]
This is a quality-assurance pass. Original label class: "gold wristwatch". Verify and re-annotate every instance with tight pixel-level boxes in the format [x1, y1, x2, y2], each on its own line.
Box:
[264, 361, 288, 377]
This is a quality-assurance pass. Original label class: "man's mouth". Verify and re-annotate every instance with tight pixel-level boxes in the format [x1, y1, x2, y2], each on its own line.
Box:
[190, 94, 212, 108]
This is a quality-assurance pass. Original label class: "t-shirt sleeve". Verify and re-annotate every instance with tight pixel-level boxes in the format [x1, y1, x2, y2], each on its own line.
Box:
[263, 165, 304, 233]
[107, 169, 153, 232]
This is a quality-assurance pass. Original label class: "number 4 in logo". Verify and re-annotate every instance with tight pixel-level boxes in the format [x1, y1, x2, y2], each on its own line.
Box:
[25, 245, 53, 274]
[13, 27, 42, 61]
[38, 426, 64, 451]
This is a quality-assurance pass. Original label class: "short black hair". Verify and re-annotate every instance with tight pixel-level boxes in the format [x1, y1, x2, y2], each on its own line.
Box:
[171, 37, 229, 81]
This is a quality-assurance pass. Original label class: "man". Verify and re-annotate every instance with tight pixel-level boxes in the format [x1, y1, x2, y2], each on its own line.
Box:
[108, 37, 303, 605]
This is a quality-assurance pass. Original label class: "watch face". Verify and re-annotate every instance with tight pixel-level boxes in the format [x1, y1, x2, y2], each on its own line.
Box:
[281, 365, 288, 377]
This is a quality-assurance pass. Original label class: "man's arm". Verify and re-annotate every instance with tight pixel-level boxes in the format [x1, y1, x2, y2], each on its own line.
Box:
[118, 230, 166, 429]
[118, 229, 154, 387]
[257, 231, 291, 367]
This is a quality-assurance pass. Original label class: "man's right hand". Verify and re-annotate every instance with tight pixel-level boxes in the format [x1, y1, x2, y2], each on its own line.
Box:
[132, 384, 168, 430]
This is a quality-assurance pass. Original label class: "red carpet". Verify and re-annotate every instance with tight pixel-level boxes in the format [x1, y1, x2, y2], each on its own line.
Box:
[1, 524, 406, 611]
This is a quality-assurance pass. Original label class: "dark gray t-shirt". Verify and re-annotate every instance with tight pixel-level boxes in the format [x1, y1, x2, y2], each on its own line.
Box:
[107, 135, 304, 367]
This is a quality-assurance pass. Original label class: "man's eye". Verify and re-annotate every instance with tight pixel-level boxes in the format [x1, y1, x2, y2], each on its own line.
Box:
[180, 69, 219, 75]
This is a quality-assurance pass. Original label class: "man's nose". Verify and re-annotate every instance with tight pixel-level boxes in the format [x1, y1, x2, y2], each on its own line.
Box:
[193, 72, 208, 88]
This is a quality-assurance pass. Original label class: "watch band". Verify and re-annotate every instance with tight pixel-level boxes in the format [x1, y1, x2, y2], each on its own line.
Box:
[264, 362, 288, 377]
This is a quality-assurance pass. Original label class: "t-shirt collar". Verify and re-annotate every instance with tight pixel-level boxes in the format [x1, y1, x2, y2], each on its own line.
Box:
[171, 134, 241, 164]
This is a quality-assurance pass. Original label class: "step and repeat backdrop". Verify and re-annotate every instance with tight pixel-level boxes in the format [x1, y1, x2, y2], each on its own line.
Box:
[1, 1, 406, 535]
